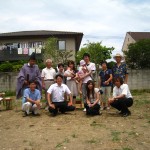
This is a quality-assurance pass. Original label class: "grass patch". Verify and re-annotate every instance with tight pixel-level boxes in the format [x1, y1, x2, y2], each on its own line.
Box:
[72, 134, 78, 138]
[111, 131, 121, 141]
[86, 138, 98, 144]
[122, 147, 133, 150]
[55, 138, 70, 149]
[128, 131, 138, 137]
[134, 99, 150, 106]
[131, 89, 150, 96]
[90, 121, 106, 128]
[55, 143, 63, 149]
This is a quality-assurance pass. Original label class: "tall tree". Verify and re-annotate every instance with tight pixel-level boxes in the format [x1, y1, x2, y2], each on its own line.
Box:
[76, 41, 114, 65]
[124, 39, 150, 69]
[43, 38, 73, 65]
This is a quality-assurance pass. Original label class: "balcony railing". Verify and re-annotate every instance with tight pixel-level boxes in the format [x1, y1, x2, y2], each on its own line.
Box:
[0, 48, 42, 61]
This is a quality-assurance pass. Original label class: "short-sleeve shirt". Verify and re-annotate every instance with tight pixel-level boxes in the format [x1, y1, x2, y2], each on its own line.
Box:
[99, 69, 112, 87]
[89, 88, 100, 105]
[112, 63, 128, 80]
[113, 84, 132, 98]
[83, 62, 96, 83]
[41, 67, 56, 80]
[47, 83, 71, 102]
[22, 88, 41, 104]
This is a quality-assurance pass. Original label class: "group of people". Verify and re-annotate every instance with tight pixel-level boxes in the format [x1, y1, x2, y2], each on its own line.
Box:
[16, 52, 133, 117]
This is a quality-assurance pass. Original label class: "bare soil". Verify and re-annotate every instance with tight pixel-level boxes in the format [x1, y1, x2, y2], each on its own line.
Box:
[0, 92, 150, 150]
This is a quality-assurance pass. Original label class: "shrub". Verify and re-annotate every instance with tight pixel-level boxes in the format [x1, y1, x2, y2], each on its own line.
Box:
[0, 63, 13, 72]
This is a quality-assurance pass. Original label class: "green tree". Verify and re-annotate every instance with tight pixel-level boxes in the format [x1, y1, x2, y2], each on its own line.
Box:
[43, 38, 73, 65]
[76, 41, 114, 65]
[124, 39, 150, 69]
[43, 37, 58, 64]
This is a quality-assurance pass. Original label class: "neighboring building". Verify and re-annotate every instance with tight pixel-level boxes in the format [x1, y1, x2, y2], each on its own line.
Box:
[0, 30, 83, 61]
[122, 32, 150, 52]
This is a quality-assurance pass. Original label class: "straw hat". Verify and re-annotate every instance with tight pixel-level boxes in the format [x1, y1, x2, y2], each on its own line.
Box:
[113, 53, 124, 60]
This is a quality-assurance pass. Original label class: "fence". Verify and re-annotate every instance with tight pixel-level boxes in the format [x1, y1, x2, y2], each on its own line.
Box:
[0, 70, 149, 92]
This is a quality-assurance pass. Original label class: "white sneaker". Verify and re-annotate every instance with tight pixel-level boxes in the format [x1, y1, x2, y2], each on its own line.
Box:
[45, 106, 49, 111]
[100, 107, 104, 111]
[107, 107, 110, 110]
[83, 108, 86, 112]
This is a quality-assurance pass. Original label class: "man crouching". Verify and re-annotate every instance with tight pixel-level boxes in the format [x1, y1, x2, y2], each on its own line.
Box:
[22, 80, 41, 117]
[47, 74, 75, 116]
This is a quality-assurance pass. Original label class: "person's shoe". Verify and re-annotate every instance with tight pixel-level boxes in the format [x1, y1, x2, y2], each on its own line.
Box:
[107, 107, 110, 110]
[100, 107, 104, 111]
[104, 106, 107, 110]
[122, 111, 131, 117]
[83, 108, 86, 112]
[118, 111, 124, 115]
[45, 106, 49, 111]
[23, 111, 28, 117]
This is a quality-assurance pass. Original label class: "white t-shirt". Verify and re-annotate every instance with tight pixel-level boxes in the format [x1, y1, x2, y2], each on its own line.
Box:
[83, 62, 96, 83]
[41, 67, 56, 80]
[89, 88, 100, 105]
[113, 84, 132, 98]
[47, 83, 71, 102]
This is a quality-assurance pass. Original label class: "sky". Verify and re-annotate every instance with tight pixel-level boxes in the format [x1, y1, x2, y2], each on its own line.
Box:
[0, 0, 150, 57]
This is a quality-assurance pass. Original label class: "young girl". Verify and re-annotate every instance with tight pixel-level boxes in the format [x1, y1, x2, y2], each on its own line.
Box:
[85, 80, 100, 116]
[64, 60, 78, 105]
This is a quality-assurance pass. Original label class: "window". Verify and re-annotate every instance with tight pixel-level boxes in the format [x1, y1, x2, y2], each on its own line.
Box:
[58, 40, 66, 50]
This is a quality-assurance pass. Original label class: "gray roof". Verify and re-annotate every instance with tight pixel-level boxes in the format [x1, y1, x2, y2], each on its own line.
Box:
[128, 32, 150, 41]
[0, 30, 83, 37]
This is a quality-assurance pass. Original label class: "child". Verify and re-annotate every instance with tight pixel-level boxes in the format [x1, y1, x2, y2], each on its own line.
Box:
[77, 60, 88, 94]
[99, 61, 112, 110]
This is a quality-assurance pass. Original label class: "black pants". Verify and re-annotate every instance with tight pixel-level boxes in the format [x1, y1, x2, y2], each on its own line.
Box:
[49, 101, 75, 115]
[85, 103, 100, 116]
[110, 98, 133, 113]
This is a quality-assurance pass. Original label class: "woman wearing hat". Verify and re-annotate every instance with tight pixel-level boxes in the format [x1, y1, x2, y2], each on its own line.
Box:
[112, 53, 128, 83]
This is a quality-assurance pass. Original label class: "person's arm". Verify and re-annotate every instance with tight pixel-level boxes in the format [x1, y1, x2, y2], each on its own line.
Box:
[111, 86, 127, 101]
[47, 86, 55, 109]
[91, 92, 100, 107]
[65, 85, 72, 106]
[114, 85, 127, 99]
[47, 93, 55, 109]
[124, 74, 128, 84]
[80, 70, 92, 79]
[104, 74, 113, 85]
[108, 87, 117, 104]
[41, 77, 45, 89]
[64, 71, 74, 77]
[26, 97, 40, 106]
[98, 76, 101, 89]
[68, 93, 73, 106]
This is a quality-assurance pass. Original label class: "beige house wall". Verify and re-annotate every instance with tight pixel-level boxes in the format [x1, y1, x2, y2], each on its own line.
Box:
[122, 33, 136, 52]
[0, 37, 76, 61]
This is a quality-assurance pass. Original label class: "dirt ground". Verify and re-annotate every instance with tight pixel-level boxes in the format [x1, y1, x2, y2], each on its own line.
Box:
[0, 91, 150, 150]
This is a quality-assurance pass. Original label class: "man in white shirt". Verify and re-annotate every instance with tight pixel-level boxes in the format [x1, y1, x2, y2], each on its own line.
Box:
[80, 53, 96, 111]
[108, 77, 133, 117]
[41, 59, 56, 100]
[47, 74, 75, 116]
